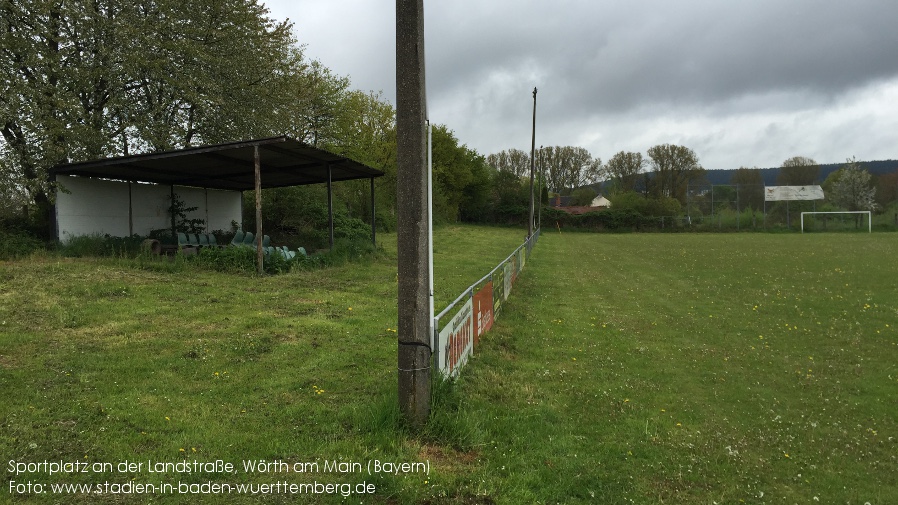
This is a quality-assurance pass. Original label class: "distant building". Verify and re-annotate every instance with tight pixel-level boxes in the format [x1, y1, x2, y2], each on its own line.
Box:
[550, 194, 611, 215]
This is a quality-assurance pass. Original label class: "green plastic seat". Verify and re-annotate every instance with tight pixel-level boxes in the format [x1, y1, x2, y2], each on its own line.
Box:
[242, 232, 255, 246]
[230, 230, 245, 246]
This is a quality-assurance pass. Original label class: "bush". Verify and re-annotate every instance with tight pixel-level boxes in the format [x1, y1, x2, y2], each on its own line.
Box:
[288, 238, 379, 271]
[58, 234, 145, 257]
[193, 246, 292, 275]
[0, 229, 44, 260]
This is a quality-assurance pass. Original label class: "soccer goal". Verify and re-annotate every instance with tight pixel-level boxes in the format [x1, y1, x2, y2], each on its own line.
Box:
[800, 211, 871, 233]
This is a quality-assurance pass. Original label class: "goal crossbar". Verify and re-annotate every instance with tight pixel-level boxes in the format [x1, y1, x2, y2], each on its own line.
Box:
[800, 211, 871, 233]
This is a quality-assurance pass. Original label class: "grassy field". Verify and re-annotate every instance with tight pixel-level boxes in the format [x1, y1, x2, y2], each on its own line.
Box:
[1, 226, 896, 504]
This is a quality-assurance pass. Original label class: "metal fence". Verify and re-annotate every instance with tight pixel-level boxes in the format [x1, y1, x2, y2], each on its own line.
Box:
[432, 228, 540, 378]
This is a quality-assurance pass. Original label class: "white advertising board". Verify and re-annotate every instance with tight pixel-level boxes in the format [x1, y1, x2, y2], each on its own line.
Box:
[764, 186, 824, 201]
[436, 297, 474, 378]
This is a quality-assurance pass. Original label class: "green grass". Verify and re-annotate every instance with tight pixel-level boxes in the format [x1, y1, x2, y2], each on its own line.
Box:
[1, 226, 896, 504]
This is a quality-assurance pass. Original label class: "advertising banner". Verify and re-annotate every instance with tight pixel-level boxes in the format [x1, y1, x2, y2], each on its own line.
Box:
[492, 268, 505, 319]
[436, 297, 474, 378]
[472, 282, 494, 347]
[503, 260, 514, 299]
[764, 186, 824, 201]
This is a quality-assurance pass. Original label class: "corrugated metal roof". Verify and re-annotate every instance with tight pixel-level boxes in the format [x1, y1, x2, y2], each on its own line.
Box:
[50, 136, 384, 191]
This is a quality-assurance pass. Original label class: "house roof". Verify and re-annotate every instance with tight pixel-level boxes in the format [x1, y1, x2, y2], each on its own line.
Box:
[50, 136, 384, 191]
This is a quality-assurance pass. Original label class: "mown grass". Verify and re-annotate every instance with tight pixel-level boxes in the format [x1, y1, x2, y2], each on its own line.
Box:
[2, 226, 896, 504]
[459, 231, 898, 504]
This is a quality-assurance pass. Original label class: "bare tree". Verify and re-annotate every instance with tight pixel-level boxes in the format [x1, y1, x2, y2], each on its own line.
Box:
[540, 146, 600, 194]
[603, 151, 645, 194]
[486, 149, 530, 178]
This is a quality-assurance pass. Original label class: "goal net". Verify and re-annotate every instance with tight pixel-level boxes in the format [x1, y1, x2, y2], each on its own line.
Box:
[800, 211, 872, 233]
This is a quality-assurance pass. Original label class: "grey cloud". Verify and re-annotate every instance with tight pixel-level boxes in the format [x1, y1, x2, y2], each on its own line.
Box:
[270, 0, 898, 168]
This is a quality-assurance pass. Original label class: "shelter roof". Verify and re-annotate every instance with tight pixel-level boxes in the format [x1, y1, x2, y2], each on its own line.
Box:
[50, 136, 384, 191]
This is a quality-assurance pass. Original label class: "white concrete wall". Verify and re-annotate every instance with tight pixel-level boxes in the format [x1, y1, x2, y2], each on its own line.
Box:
[56, 175, 130, 239]
[55, 175, 242, 240]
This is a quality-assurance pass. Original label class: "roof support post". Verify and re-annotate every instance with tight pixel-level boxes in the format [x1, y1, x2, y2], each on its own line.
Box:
[170, 185, 176, 237]
[327, 163, 334, 250]
[370, 177, 376, 246]
[396, 0, 431, 429]
[128, 182, 134, 236]
[254, 145, 264, 275]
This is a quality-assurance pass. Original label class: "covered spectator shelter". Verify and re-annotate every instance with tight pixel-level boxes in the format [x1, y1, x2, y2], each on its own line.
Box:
[50, 136, 384, 273]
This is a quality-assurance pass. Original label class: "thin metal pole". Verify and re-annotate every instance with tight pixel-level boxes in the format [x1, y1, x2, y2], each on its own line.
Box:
[254, 145, 264, 275]
[396, 0, 431, 428]
[427, 120, 434, 346]
[528, 88, 537, 238]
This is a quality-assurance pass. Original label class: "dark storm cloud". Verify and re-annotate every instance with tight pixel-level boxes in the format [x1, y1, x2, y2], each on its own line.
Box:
[269, 0, 898, 168]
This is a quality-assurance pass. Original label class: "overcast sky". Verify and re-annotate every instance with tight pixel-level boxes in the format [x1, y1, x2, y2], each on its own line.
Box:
[263, 0, 898, 170]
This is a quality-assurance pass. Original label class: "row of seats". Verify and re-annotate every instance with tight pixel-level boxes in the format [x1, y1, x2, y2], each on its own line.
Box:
[177, 232, 221, 247]
[229, 230, 306, 260]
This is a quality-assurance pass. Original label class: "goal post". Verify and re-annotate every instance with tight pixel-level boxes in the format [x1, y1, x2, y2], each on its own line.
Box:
[800, 211, 871, 233]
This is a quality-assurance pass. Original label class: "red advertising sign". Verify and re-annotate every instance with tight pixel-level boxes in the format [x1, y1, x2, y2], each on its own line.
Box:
[473, 281, 494, 347]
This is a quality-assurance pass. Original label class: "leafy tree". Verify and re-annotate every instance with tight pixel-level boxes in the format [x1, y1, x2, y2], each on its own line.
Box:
[778, 156, 820, 185]
[646, 144, 704, 204]
[324, 90, 397, 226]
[729, 167, 765, 211]
[602, 151, 645, 194]
[1, 0, 298, 232]
[828, 158, 877, 212]
[570, 187, 597, 206]
[490, 169, 528, 221]
[876, 170, 898, 209]
[608, 191, 681, 217]
[285, 61, 352, 148]
[430, 124, 491, 222]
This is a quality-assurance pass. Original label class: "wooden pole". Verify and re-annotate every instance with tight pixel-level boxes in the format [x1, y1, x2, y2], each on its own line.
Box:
[370, 177, 376, 246]
[327, 164, 334, 249]
[528, 87, 537, 238]
[254, 145, 264, 275]
[396, 0, 431, 428]
[170, 185, 176, 237]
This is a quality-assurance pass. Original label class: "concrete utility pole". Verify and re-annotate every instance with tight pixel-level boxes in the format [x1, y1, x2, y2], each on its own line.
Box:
[396, 0, 430, 427]
[528, 88, 537, 238]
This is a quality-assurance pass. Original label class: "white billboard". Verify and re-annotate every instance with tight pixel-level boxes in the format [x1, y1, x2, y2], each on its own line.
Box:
[764, 186, 824, 202]
[436, 297, 474, 378]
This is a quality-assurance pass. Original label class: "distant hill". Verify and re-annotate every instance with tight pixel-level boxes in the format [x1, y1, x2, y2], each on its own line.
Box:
[703, 159, 898, 186]
[584, 159, 898, 195]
